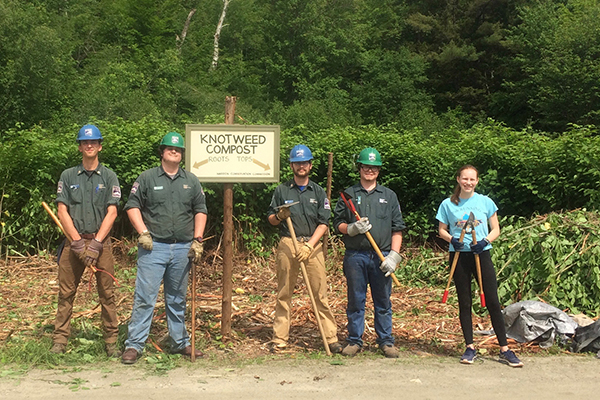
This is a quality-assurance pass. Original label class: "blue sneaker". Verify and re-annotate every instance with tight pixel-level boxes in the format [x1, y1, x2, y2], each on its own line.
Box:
[499, 349, 524, 368]
[460, 347, 477, 364]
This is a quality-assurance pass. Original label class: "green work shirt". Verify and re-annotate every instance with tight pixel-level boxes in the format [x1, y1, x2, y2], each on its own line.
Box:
[333, 183, 406, 251]
[267, 179, 331, 238]
[55, 163, 121, 235]
[124, 166, 207, 242]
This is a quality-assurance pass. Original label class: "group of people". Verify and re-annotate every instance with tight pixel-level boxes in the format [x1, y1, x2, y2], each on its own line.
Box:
[50, 125, 523, 368]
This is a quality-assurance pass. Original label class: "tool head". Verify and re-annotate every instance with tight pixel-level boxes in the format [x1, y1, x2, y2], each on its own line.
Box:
[465, 212, 477, 231]
[274, 201, 300, 210]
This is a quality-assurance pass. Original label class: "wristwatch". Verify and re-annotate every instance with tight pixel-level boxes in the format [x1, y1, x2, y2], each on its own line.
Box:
[194, 236, 203, 242]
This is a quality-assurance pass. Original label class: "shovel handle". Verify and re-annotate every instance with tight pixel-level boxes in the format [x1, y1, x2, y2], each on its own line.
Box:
[471, 230, 486, 307]
[441, 229, 467, 303]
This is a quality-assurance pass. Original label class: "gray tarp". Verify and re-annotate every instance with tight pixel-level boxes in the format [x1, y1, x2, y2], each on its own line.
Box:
[502, 300, 578, 348]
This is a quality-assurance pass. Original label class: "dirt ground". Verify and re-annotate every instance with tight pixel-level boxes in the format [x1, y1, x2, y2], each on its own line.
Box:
[1, 355, 599, 399]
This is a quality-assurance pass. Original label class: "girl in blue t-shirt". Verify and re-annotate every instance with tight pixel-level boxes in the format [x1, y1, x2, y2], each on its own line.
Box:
[436, 165, 523, 368]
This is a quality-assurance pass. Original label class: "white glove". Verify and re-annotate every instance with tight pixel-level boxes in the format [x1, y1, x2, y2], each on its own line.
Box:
[347, 217, 371, 237]
[380, 250, 402, 277]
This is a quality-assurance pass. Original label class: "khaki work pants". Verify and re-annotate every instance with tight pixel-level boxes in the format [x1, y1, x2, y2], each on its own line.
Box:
[53, 238, 119, 345]
[272, 237, 338, 345]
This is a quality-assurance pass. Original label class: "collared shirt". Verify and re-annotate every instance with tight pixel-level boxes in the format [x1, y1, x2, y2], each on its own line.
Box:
[267, 179, 331, 238]
[333, 183, 405, 251]
[56, 163, 121, 234]
[124, 166, 207, 242]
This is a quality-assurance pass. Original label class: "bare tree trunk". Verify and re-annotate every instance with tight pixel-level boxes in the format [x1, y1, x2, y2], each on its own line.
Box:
[211, 0, 231, 71]
[177, 9, 197, 51]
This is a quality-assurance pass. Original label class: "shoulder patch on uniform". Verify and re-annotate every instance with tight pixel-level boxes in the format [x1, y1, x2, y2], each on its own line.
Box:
[324, 198, 331, 210]
[112, 186, 121, 198]
[130, 182, 140, 194]
[57, 181, 63, 194]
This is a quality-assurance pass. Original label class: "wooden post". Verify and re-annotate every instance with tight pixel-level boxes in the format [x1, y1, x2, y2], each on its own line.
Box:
[323, 152, 333, 259]
[221, 96, 236, 336]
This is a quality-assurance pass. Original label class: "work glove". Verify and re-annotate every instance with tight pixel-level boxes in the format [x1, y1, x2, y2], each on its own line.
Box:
[296, 242, 314, 263]
[380, 250, 402, 277]
[276, 207, 291, 222]
[83, 239, 103, 267]
[347, 217, 371, 237]
[188, 238, 204, 264]
[470, 239, 489, 255]
[138, 231, 153, 251]
[70, 239, 87, 262]
[450, 237, 464, 251]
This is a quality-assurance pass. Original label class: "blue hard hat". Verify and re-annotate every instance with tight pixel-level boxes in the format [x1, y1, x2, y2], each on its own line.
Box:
[289, 144, 313, 162]
[77, 125, 103, 141]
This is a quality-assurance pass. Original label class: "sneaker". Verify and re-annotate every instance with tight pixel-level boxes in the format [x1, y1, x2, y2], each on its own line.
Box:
[499, 349, 524, 368]
[381, 344, 399, 358]
[460, 347, 477, 364]
[329, 342, 343, 354]
[121, 348, 141, 365]
[341, 343, 361, 357]
[50, 343, 66, 354]
[105, 343, 122, 357]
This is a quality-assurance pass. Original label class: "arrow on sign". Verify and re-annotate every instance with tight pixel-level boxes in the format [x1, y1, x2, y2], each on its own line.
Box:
[253, 158, 270, 171]
[193, 159, 209, 169]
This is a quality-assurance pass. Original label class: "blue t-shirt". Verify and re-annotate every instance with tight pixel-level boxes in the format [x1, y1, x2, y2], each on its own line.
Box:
[436, 192, 498, 252]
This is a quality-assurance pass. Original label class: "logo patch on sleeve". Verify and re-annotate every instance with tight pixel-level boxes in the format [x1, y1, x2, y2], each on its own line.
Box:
[130, 182, 140, 194]
[112, 186, 121, 198]
[57, 181, 63, 194]
[324, 198, 331, 210]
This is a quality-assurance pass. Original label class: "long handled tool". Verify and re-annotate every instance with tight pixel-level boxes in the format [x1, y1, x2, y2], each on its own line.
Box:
[441, 213, 475, 303]
[285, 216, 332, 356]
[190, 261, 197, 362]
[470, 215, 486, 307]
[339, 192, 401, 287]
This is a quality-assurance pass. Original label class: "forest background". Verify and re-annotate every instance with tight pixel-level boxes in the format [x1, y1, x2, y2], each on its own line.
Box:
[1, 0, 600, 314]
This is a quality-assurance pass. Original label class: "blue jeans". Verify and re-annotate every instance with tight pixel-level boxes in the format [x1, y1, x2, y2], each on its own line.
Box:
[125, 241, 192, 352]
[343, 249, 394, 347]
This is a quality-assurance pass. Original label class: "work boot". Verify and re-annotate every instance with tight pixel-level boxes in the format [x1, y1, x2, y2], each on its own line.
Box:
[121, 348, 141, 365]
[341, 343, 361, 357]
[380, 344, 399, 358]
[50, 343, 66, 354]
[329, 342, 343, 354]
[172, 345, 204, 358]
[105, 343, 122, 357]
[269, 341, 287, 353]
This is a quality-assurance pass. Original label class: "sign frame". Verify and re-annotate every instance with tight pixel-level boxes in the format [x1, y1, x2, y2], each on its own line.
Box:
[185, 124, 280, 183]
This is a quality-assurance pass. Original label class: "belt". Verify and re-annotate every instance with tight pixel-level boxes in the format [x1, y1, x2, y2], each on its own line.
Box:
[81, 234, 96, 240]
[154, 238, 190, 244]
[284, 236, 312, 242]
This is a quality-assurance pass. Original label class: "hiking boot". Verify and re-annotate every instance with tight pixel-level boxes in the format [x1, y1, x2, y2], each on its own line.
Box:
[172, 345, 204, 358]
[460, 347, 477, 364]
[121, 348, 140, 365]
[381, 344, 399, 358]
[105, 343, 122, 357]
[50, 343, 66, 354]
[341, 343, 361, 357]
[499, 349, 524, 368]
[269, 341, 287, 353]
[329, 342, 343, 354]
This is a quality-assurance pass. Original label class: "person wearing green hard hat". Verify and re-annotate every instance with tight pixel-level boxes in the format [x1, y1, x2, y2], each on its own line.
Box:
[121, 131, 207, 364]
[333, 147, 406, 358]
[51, 124, 121, 357]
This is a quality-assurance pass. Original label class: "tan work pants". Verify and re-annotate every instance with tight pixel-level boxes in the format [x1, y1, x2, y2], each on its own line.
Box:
[272, 237, 338, 345]
[53, 238, 119, 345]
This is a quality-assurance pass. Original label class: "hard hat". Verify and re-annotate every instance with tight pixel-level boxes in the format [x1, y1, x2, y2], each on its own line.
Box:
[160, 132, 185, 149]
[77, 125, 103, 142]
[356, 147, 382, 166]
[289, 144, 313, 162]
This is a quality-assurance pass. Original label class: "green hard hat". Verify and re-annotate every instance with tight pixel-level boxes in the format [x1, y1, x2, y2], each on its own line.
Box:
[357, 147, 382, 166]
[160, 132, 185, 149]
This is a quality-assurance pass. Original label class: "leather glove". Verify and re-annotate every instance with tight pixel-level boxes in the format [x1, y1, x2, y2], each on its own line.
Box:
[296, 243, 314, 263]
[470, 239, 489, 255]
[276, 207, 291, 221]
[188, 238, 204, 264]
[450, 237, 464, 251]
[70, 239, 87, 262]
[380, 250, 402, 277]
[138, 231, 153, 251]
[347, 217, 371, 237]
[83, 239, 103, 267]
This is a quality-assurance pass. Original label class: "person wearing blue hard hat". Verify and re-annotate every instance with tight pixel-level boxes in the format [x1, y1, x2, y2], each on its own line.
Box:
[266, 144, 342, 353]
[51, 124, 121, 357]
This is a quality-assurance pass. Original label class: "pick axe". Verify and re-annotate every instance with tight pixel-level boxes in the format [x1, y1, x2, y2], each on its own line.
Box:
[339, 192, 401, 287]
[441, 212, 474, 303]
[275, 202, 331, 356]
